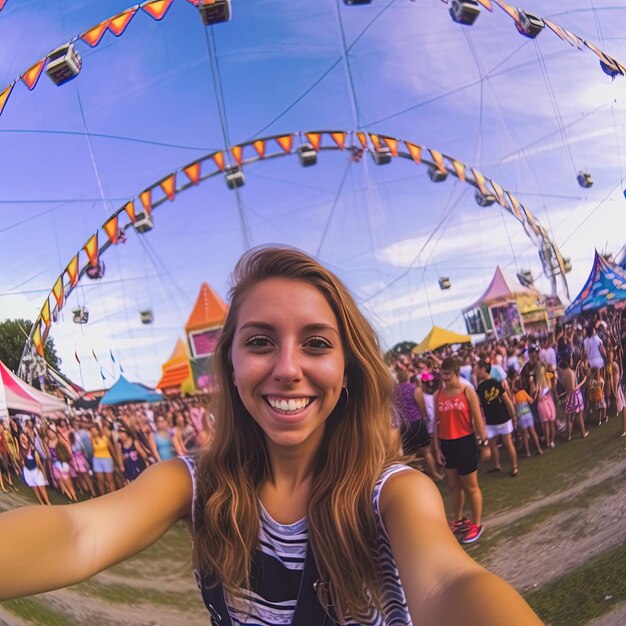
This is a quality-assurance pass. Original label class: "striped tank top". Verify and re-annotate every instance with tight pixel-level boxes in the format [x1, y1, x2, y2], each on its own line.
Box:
[181, 457, 413, 625]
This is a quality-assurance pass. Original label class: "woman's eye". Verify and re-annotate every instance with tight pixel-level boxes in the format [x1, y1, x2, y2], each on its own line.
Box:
[244, 335, 272, 348]
[306, 336, 332, 349]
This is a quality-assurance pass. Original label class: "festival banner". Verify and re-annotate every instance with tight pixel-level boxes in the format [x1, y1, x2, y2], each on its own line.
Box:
[476, 0, 493, 11]
[33, 324, 43, 356]
[429, 149, 446, 173]
[369, 134, 381, 151]
[252, 140, 266, 158]
[139, 189, 152, 215]
[159, 174, 176, 200]
[0, 83, 14, 116]
[21, 60, 46, 91]
[330, 132, 346, 150]
[81, 20, 112, 47]
[183, 161, 201, 184]
[109, 7, 138, 36]
[141, 0, 174, 21]
[451, 159, 466, 182]
[506, 192, 523, 221]
[405, 141, 422, 164]
[356, 132, 368, 149]
[275, 135, 293, 153]
[212, 151, 225, 170]
[382, 136, 399, 157]
[66, 255, 79, 287]
[41, 300, 51, 328]
[52, 276, 64, 309]
[490, 180, 507, 207]
[305, 132, 322, 152]
[124, 200, 136, 222]
[84, 233, 99, 267]
[103, 215, 119, 244]
[471, 167, 489, 196]
[231, 145, 244, 165]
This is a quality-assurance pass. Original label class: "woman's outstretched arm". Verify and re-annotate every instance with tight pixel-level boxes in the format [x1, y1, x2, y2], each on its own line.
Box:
[382, 468, 543, 626]
[0, 458, 192, 601]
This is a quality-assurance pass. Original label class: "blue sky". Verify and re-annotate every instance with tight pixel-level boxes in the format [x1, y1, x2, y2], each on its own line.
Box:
[1, 0, 625, 388]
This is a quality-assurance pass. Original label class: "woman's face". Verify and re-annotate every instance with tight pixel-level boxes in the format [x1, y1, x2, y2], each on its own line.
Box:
[231, 277, 346, 450]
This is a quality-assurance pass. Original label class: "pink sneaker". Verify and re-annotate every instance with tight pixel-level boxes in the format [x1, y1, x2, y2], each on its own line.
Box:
[449, 517, 470, 534]
[462, 522, 483, 544]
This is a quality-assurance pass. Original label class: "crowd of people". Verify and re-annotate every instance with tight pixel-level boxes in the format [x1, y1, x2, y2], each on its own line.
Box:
[390, 308, 626, 545]
[0, 397, 212, 505]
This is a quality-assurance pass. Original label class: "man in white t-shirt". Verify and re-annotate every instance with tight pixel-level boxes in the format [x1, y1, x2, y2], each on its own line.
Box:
[583, 326, 606, 369]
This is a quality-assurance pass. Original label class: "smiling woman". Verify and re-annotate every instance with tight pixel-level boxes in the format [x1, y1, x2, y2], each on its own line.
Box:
[0, 246, 541, 625]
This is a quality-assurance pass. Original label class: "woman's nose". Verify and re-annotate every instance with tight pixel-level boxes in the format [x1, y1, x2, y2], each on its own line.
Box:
[272, 344, 302, 382]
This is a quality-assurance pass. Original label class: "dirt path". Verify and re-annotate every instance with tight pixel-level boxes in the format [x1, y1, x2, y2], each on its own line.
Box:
[479, 455, 626, 592]
[589, 601, 626, 626]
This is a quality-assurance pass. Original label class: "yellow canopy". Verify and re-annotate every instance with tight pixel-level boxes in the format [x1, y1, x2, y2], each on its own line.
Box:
[412, 326, 471, 354]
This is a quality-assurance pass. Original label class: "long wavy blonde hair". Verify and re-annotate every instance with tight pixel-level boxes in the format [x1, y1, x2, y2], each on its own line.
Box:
[194, 246, 402, 620]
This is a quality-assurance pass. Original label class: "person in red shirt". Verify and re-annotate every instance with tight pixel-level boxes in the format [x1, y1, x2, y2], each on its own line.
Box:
[434, 357, 490, 544]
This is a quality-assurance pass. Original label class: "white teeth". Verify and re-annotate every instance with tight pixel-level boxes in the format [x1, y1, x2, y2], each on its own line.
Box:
[267, 396, 311, 412]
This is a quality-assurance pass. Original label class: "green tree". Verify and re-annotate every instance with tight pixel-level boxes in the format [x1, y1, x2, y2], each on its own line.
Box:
[0, 319, 61, 373]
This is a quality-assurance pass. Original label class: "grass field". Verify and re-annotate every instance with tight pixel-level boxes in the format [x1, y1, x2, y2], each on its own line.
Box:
[1, 415, 624, 625]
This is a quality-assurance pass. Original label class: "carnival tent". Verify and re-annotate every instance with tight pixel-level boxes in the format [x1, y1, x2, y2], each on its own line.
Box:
[565, 251, 626, 318]
[0, 359, 67, 419]
[412, 326, 471, 354]
[99, 375, 162, 406]
[463, 266, 536, 312]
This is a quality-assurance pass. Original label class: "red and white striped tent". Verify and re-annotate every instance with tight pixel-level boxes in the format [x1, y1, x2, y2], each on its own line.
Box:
[0, 360, 67, 420]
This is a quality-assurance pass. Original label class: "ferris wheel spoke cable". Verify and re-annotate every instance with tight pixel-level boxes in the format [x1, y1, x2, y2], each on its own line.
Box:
[250, 0, 395, 140]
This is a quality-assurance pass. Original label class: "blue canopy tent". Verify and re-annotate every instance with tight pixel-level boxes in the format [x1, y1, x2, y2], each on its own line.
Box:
[99, 375, 163, 406]
[565, 251, 626, 318]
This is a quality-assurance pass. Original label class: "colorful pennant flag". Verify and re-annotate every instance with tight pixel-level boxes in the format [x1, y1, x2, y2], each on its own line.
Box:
[183, 161, 201, 184]
[404, 141, 422, 164]
[493, 0, 519, 22]
[544, 19, 583, 50]
[330, 132, 346, 150]
[212, 151, 225, 171]
[451, 159, 466, 182]
[41, 300, 51, 327]
[66, 255, 79, 287]
[159, 174, 176, 200]
[33, 325, 43, 357]
[21, 60, 46, 91]
[103, 215, 119, 244]
[490, 180, 507, 207]
[275, 135, 293, 153]
[429, 149, 446, 173]
[252, 140, 266, 159]
[0, 83, 14, 116]
[369, 134, 381, 151]
[141, 0, 174, 21]
[356, 132, 368, 149]
[139, 189, 152, 215]
[124, 200, 136, 222]
[84, 234, 99, 267]
[81, 19, 111, 47]
[382, 136, 399, 157]
[109, 8, 138, 36]
[231, 145, 244, 165]
[476, 0, 493, 10]
[52, 276, 64, 309]
[471, 167, 489, 195]
[0, 1, 8, 12]
[506, 192, 523, 221]
[584, 40, 625, 75]
[305, 132, 322, 152]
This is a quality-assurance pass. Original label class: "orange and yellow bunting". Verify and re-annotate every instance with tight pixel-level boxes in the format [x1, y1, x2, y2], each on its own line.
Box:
[84, 234, 99, 267]
[369, 134, 381, 151]
[33, 324, 44, 356]
[476, 0, 493, 11]
[451, 159, 466, 182]
[103, 215, 119, 244]
[275, 135, 293, 153]
[21, 60, 46, 91]
[429, 149, 446, 173]
[231, 145, 244, 165]
[329, 132, 346, 150]
[382, 136, 399, 157]
[212, 151, 225, 171]
[405, 141, 422, 164]
[124, 200, 136, 222]
[356, 132, 368, 149]
[471, 168, 489, 195]
[159, 174, 176, 200]
[252, 140, 266, 158]
[41, 300, 51, 328]
[109, 7, 138, 36]
[183, 161, 201, 184]
[81, 20, 111, 47]
[141, 0, 174, 21]
[139, 189, 152, 215]
[0, 83, 14, 116]
[52, 276, 64, 309]
[305, 132, 322, 152]
[66, 255, 79, 286]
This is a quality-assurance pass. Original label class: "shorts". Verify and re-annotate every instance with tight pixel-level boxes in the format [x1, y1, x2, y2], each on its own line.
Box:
[440, 434, 478, 476]
[23, 466, 47, 488]
[537, 394, 556, 422]
[516, 406, 534, 430]
[92, 456, 114, 474]
[486, 420, 514, 438]
[401, 420, 431, 455]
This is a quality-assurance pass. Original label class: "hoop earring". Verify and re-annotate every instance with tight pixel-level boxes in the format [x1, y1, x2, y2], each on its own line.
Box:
[337, 387, 349, 413]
